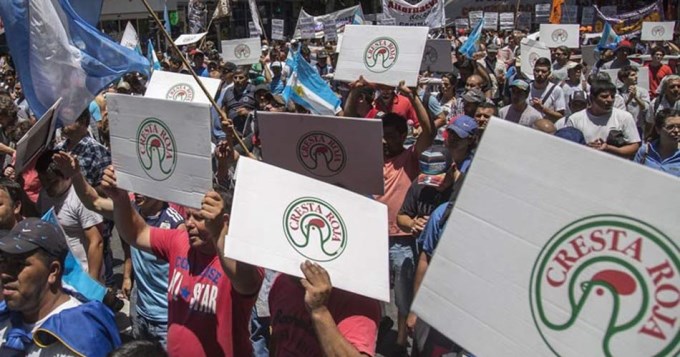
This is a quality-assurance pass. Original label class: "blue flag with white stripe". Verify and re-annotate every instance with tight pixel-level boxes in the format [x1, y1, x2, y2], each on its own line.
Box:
[163, 1, 172, 36]
[0, 0, 150, 124]
[459, 18, 485, 60]
[282, 50, 341, 116]
[597, 22, 620, 51]
[147, 39, 161, 71]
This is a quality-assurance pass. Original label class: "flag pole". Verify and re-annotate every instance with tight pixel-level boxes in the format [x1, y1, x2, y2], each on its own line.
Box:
[198, 16, 215, 50]
[138, 0, 252, 157]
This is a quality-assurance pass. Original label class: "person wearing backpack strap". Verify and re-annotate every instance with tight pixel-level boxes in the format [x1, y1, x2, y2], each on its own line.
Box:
[529, 57, 566, 123]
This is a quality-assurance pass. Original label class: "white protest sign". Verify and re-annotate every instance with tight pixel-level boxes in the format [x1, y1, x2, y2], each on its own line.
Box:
[468, 11, 483, 28]
[520, 38, 551, 80]
[120, 22, 139, 50]
[271, 19, 285, 41]
[144, 71, 221, 105]
[174, 32, 208, 46]
[483, 12, 498, 30]
[107, 94, 212, 209]
[455, 18, 469, 31]
[248, 21, 260, 38]
[382, 0, 445, 28]
[299, 16, 316, 39]
[335, 33, 343, 53]
[294, 6, 364, 39]
[601, 67, 650, 92]
[534, 4, 551, 24]
[14, 98, 61, 174]
[420, 39, 454, 73]
[539, 24, 580, 48]
[323, 19, 338, 42]
[225, 158, 389, 302]
[499, 13, 514, 31]
[258, 112, 384, 195]
[379, 17, 397, 26]
[412, 119, 680, 357]
[641, 22, 674, 41]
[221, 37, 262, 65]
[334, 25, 429, 87]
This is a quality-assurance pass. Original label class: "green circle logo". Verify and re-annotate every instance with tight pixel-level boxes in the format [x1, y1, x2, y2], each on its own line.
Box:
[364, 37, 398, 73]
[529, 215, 680, 356]
[283, 197, 347, 262]
[166, 83, 195, 102]
[136, 118, 177, 181]
[296, 131, 347, 177]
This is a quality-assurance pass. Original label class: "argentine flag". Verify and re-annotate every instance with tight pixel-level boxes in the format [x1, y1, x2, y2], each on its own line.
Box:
[147, 39, 161, 71]
[0, 0, 150, 124]
[459, 18, 485, 59]
[597, 22, 620, 51]
[282, 50, 341, 116]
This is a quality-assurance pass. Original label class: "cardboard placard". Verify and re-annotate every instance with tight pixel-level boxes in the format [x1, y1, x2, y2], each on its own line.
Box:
[483, 12, 498, 30]
[225, 158, 389, 302]
[14, 98, 61, 174]
[412, 119, 680, 356]
[641, 22, 674, 41]
[468, 11, 483, 28]
[539, 24, 580, 48]
[272, 19, 285, 41]
[420, 39, 454, 73]
[145, 71, 221, 105]
[334, 25, 429, 87]
[258, 112, 384, 195]
[323, 19, 338, 42]
[520, 38, 551, 80]
[107, 94, 212, 209]
[499, 13, 514, 31]
[174, 32, 208, 46]
[221, 37, 262, 65]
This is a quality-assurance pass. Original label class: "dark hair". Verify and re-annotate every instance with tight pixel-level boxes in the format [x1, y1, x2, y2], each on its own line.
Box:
[300, 45, 311, 57]
[382, 113, 408, 135]
[0, 92, 18, 120]
[590, 79, 617, 98]
[555, 46, 571, 57]
[35, 150, 63, 177]
[34, 248, 66, 280]
[0, 177, 22, 206]
[108, 340, 168, 357]
[476, 101, 497, 114]
[169, 56, 182, 65]
[617, 65, 638, 81]
[76, 109, 90, 127]
[650, 46, 667, 56]
[534, 57, 551, 70]
[654, 109, 680, 130]
[442, 72, 457, 88]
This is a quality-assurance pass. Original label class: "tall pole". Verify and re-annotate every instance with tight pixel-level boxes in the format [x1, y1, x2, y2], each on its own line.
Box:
[139, 0, 252, 157]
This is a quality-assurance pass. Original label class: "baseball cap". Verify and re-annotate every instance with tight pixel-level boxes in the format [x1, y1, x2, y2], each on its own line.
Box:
[271, 61, 282, 68]
[555, 127, 586, 145]
[222, 62, 237, 73]
[317, 50, 328, 59]
[417, 146, 453, 187]
[486, 44, 499, 52]
[509, 79, 530, 91]
[0, 218, 69, 258]
[570, 91, 588, 104]
[461, 88, 486, 103]
[261, 45, 270, 53]
[116, 80, 131, 91]
[616, 40, 632, 52]
[447, 115, 478, 139]
[566, 62, 584, 71]
[190, 49, 204, 56]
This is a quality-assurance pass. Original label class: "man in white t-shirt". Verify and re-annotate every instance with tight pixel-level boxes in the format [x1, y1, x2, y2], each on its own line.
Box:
[35, 150, 104, 281]
[499, 79, 543, 127]
[529, 57, 566, 122]
[565, 79, 641, 158]
[0, 218, 120, 356]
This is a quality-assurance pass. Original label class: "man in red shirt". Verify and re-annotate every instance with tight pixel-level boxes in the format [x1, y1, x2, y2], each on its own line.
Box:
[268, 261, 381, 356]
[647, 46, 675, 99]
[101, 166, 263, 357]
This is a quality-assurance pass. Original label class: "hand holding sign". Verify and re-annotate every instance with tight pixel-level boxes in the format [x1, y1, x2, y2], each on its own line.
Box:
[201, 190, 226, 250]
[101, 165, 128, 201]
[300, 260, 333, 313]
[52, 151, 80, 179]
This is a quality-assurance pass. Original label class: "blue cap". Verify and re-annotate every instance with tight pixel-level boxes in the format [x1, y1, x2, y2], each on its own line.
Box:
[555, 127, 586, 145]
[447, 115, 478, 139]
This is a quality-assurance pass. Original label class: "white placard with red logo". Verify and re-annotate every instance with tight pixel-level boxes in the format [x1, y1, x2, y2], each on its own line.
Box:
[144, 71, 221, 105]
[641, 22, 674, 41]
[520, 38, 551, 80]
[225, 158, 389, 302]
[539, 24, 580, 48]
[411, 119, 680, 356]
[174, 32, 208, 46]
[107, 94, 213, 209]
[333, 25, 429, 87]
[258, 112, 384, 195]
[221, 37, 262, 65]
[420, 39, 454, 73]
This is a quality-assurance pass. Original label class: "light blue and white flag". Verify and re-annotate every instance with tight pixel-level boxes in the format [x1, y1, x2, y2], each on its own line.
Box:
[459, 17, 485, 59]
[147, 39, 161, 71]
[163, 0, 172, 35]
[597, 22, 620, 51]
[282, 50, 341, 116]
[0, 0, 150, 124]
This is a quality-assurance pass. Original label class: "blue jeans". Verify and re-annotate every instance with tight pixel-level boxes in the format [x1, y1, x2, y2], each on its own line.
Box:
[389, 237, 417, 315]
[130, 286, 168, 349]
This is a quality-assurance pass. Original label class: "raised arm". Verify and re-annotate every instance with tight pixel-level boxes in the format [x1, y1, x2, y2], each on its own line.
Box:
[399, 81, 433, 156]
[54, 152, 114, 220]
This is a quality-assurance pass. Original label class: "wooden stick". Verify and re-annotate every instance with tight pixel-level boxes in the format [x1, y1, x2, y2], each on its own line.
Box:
[139, 0, 252, 157]
[198, 16, 215, 50]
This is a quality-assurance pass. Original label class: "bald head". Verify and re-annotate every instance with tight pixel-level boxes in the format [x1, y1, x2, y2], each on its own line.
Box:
[532, 119, 556, 135]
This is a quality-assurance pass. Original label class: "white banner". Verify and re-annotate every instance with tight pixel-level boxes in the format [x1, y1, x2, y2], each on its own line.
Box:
[641, 22, 674, 41]
[483, 12, 498, 30]
[221, 38, 262, 65]
[455, 18, 469, 30]
[225, 158, 389, 302]
[144, 71, 221, 105]
[379, 17, 397, 26]
[14, 99, 60, 174]
[520, 38, 551, 80]
[174, 32, 207, 46]
[539, 24, 580, 48]
[120, 21, 139, 50]
[334, 25, 429, 87]
[412, 119, 680, 356]
[299, 16, 316, 39]
[258, 112, 384, 195]
[382, 0, 445, 28]
[323, 19, 338, 42]
[294, 5, 365, 40]
[534, 4, 551, 24]
[107, 94, 213, 209]
[499, 12, 514, 31]
[420, 39, 453, 73]
[248, 0, 263, 35]
[272, 19, 285, 41]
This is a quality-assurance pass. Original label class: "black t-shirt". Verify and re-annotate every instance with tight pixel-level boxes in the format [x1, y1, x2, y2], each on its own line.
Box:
[399, 179, 455, 227]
